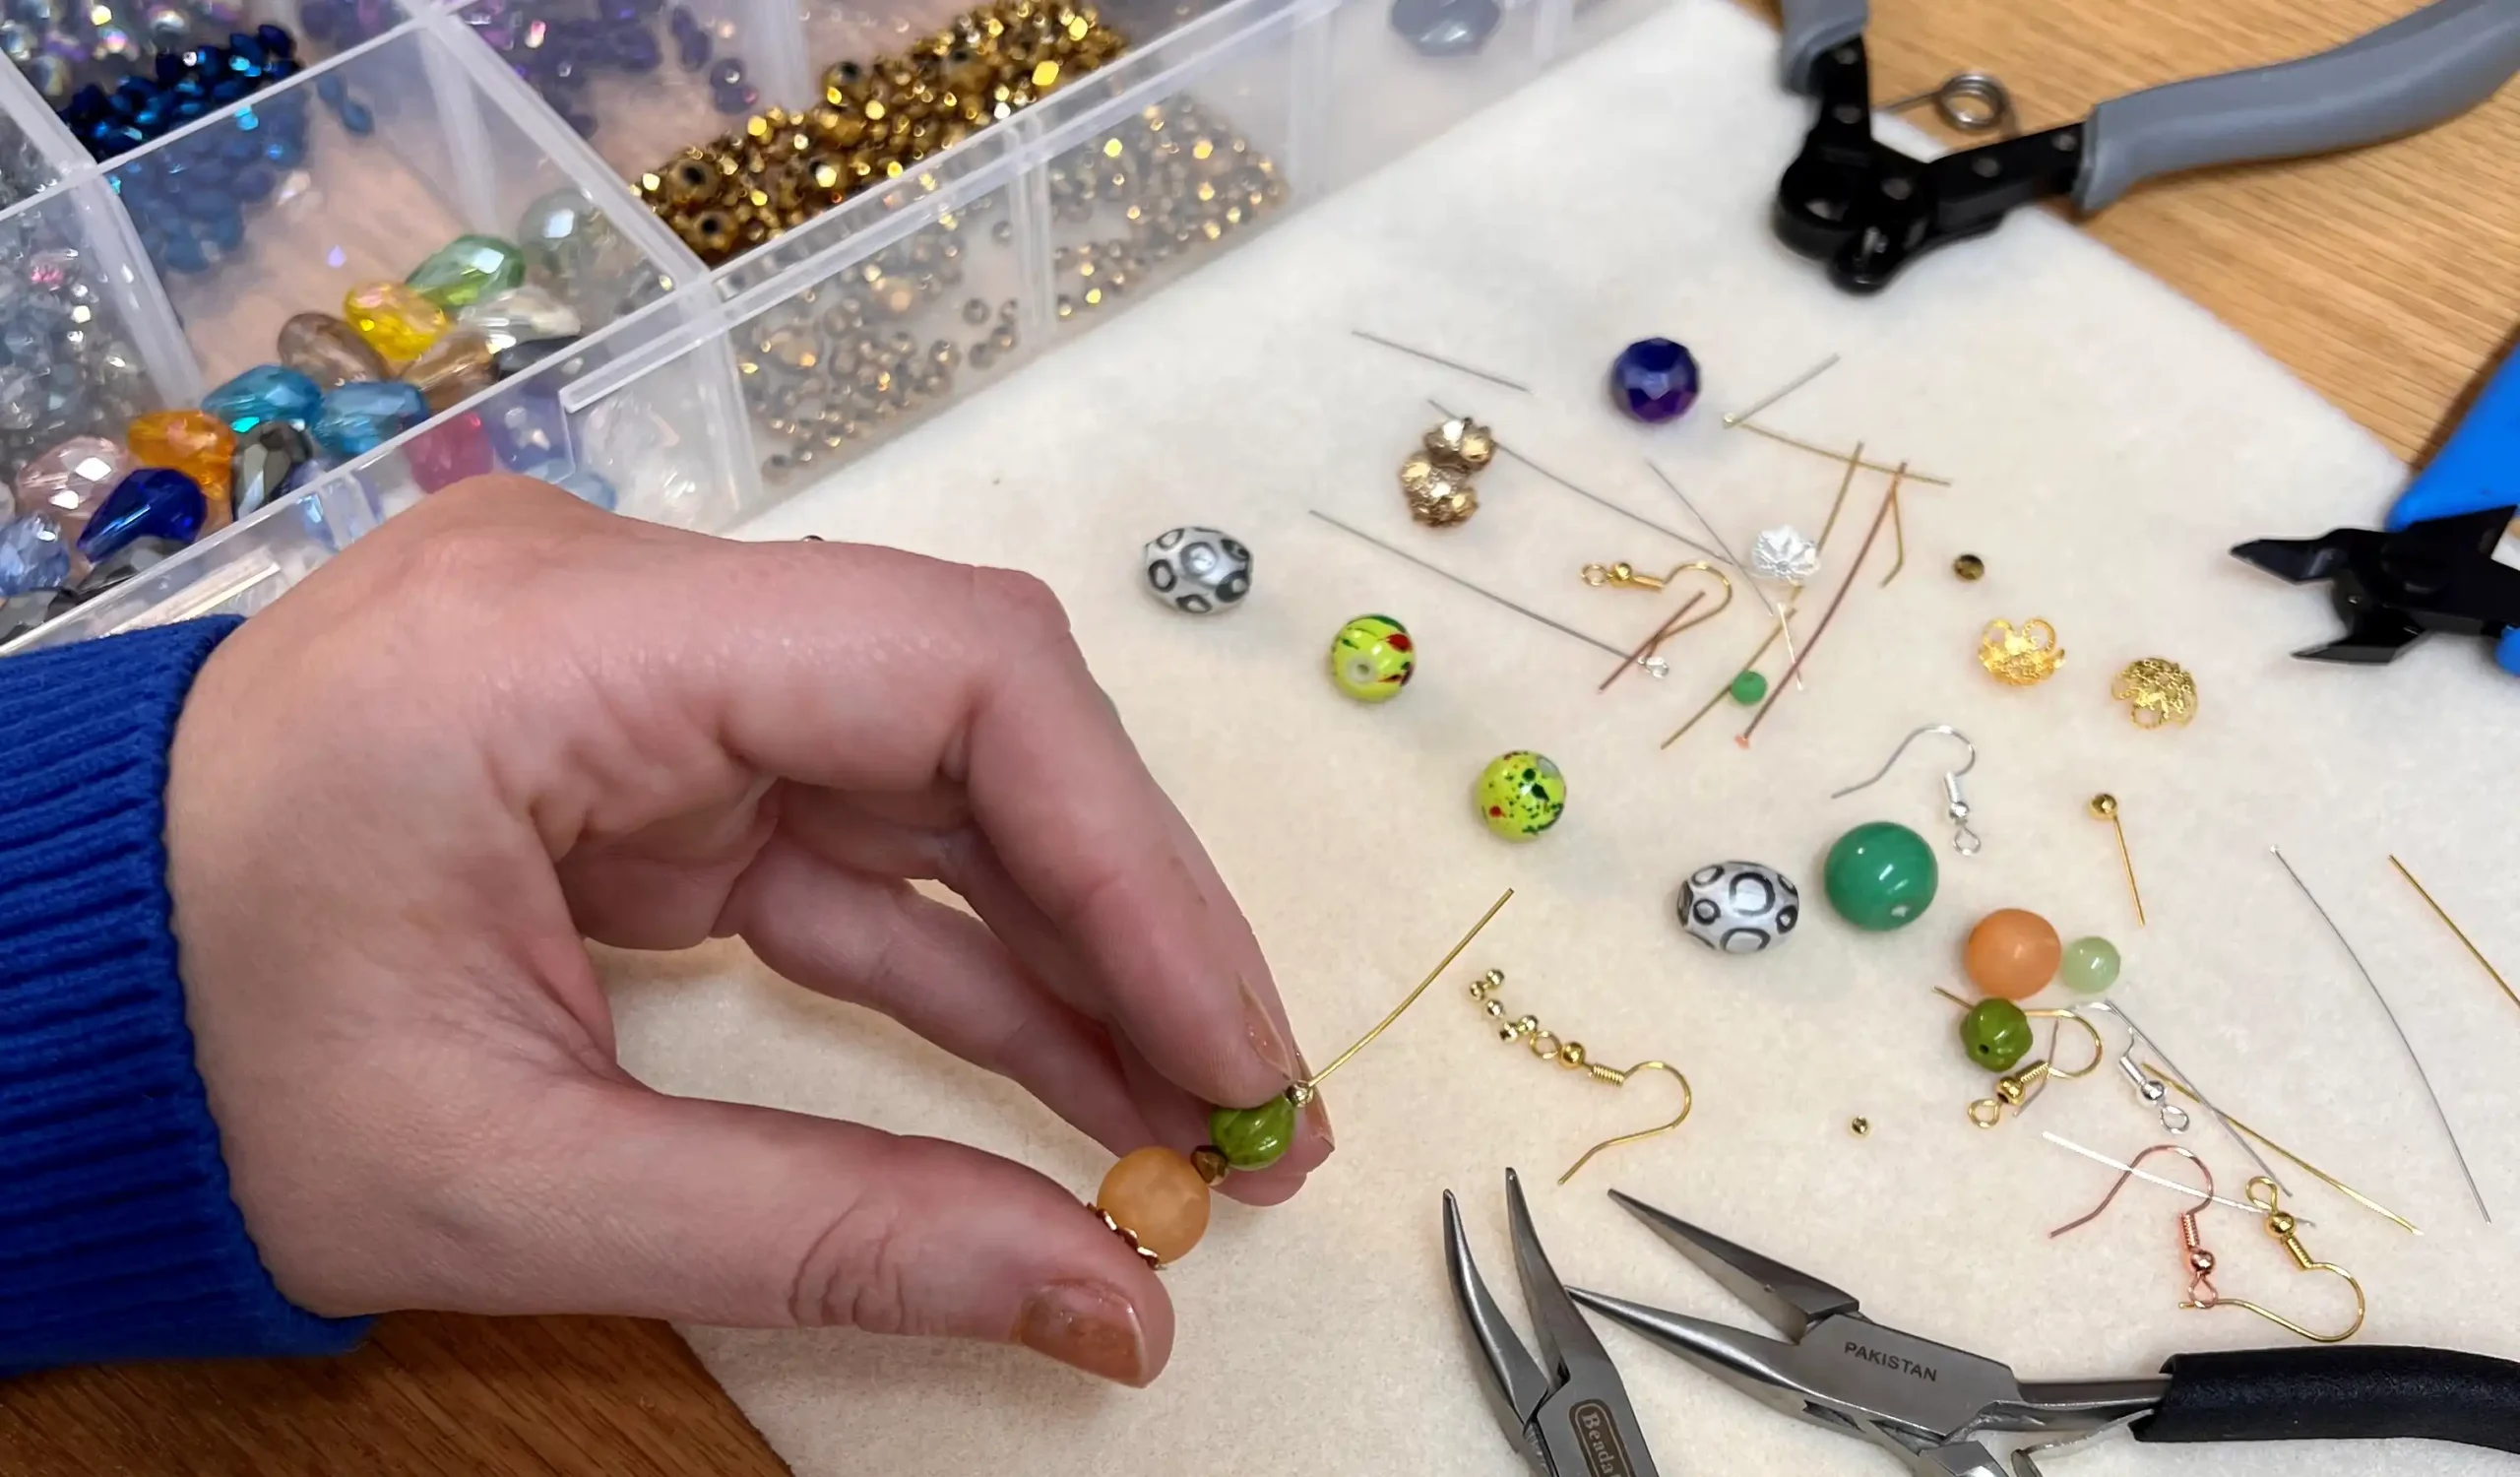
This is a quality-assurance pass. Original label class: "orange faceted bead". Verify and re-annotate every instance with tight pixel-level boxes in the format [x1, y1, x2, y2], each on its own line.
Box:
[1096, 1146, 1211, 1265]
[1965, 908, 2062, 1000]
[128, 409, 235, 510]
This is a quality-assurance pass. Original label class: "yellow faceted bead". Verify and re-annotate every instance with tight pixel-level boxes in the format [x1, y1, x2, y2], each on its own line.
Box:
[127, 409, 234, 509]
[342, 282, 450, 369]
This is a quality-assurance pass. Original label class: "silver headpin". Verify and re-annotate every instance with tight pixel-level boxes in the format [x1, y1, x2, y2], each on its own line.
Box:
[1829, 724, 1981, 856]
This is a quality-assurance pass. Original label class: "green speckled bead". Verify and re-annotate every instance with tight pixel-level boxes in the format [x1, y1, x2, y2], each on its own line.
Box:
[1207, 1095, 1297, 1171]
[1961, 997, 2034, 1071]
[2061, 935, 2121, 994]
[407, 234, 530, 309]
[1478, 750, 1565, 840]
[1328, 613, 1416, 702]
[1822, 820, 1938, 931]
[1728, 670, 1767, 704]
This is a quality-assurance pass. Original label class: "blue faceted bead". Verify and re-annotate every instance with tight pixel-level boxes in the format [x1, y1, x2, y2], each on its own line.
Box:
[233, 164, 276, 202]
[263, 134, 306, 165]
[0, 515, 72, 598]
[1608, 337, 1701, 424]
[316, 73, 345, 103]
[260, 22, 296, 57]
[158, 233, 211, 273]
[339, 98, 373, 135]
[78, 470, 208, 561]
[205, 363, 326, 432]
[313, 380, 430, 458]
[201, 208, 245, 251]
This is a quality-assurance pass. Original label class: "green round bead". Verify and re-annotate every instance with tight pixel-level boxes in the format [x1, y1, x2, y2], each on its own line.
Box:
[1478, 750, 1566, 840]
[1961, 998, 2034, 1071]
[2060, 935, 2121, 994]
[1328, 613, 1416, 702]
[1728, 670, 1768, 705]
[1821, 820, 1938, 931]
[1208, 1095, 1297, 1171]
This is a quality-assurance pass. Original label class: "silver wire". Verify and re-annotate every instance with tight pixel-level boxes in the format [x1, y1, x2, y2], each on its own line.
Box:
[2081, 999, 2286, 1195]
[2041, 1133, 2311, 1223]
[1354, 330, 1531, 393]
[1826, 723, 1981, 854]
[1722, 353, 1841, 427]
[2270, 846, 2492, 1222]
[1306, 510, 1668, 675]
[1424, 400, 1726, 564]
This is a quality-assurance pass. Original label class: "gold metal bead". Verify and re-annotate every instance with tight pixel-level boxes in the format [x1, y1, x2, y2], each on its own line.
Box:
[1850, 1117, 1871, 1137]
[1190, 1145, 1230, 1185]
[1953, 552, 1985, 580]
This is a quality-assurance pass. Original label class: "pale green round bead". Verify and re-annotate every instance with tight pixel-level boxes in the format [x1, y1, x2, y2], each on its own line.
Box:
[2060, 935, 2121, 994]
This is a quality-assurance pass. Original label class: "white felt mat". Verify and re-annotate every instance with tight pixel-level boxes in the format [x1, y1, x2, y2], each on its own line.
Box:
[598, 2, 2520, 1473]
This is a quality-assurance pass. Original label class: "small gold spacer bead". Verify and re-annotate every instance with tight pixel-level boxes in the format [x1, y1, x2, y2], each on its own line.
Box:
[1483, 999, 1505, 1018]
[1190, 1146, 1230, 1185]
[1850, 1117, 1871, 1137]
[1556, 1042, 1587, 1068]
[2267, 1211, 2297, 1238]
[1090, 1204, 1165, 1269]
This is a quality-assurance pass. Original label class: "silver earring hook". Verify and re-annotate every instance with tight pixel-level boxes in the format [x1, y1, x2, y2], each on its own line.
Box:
[1828, 724, 1982, 855]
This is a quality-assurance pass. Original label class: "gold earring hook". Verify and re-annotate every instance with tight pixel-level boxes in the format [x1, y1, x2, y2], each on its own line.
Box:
[1600, 562, 1736, 693]
[2030, 1006, 2105, 1079]
[1582, 560, 1670, 590]
[2191, 1178, 2367, 1344]
[1467, 970, 1692, 1185]
[1558, 1060, 1693, 1186]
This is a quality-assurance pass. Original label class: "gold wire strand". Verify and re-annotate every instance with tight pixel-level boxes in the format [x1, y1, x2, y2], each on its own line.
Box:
[1298, 889, 1514, 1092]
[1878, 481, 1908, 586]
[1737, 465, 1905, 746]
[1732, 421, 1952, 485]
[1815, 441, 1863, 550]
[1352, 329, 1530, 393]
[2091, 795, 2148, 927]
[1601, 592, 1704, 693]
[2145, 1064, 2420, 1235]
[1661, 621, 1788, 750]
[1557, 1061, 1692, 1186]
[2391, 855, 2520, 1018]
[1307, 511, 1663, 674]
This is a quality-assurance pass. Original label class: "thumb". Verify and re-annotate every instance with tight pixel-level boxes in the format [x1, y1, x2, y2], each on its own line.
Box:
[515, 1081, 1173, 1386]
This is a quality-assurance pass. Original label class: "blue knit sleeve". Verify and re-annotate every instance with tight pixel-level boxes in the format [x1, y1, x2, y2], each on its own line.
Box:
[0, 617, 372, 1375]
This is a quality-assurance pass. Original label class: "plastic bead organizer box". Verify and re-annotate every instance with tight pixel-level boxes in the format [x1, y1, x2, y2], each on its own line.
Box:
[0, 0, 1665, 652]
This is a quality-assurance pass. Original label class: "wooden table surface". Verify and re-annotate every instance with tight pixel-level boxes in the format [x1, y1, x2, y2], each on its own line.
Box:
[7, 3, 2519, 1474]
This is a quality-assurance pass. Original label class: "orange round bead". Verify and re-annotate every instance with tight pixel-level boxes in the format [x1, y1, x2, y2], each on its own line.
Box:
[1965, 908, 2062, 1000]
[1096, 1146, 1211, 1265]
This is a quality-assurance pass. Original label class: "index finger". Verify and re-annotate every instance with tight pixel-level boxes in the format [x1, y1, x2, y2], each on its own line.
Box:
[506, 489, 1306, 1116]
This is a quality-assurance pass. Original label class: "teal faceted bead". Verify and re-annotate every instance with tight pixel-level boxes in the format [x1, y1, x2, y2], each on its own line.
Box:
[407, 234, 529, 310]
[2061, 936, 2121, 994]
[202, 363, 325, 433]
[1822, 820, 1938, 931]
[312, 380, 430, 459]
[1207, 1094, 1296, 1171]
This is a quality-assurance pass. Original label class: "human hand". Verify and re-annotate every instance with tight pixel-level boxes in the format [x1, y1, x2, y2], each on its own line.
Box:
[163, 476, 1331, 1386]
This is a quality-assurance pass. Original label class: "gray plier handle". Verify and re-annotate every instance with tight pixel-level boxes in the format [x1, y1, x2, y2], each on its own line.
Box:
[1772, 0, 2520, 289]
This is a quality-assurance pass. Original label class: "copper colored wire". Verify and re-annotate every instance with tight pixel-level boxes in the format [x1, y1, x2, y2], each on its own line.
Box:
[1735, 464, 1907, 746]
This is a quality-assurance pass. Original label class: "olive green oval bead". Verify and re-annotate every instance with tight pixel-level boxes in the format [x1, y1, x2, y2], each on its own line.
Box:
[1961, 997, 2034, 1071]
[1208, 1094, 1297, 1171]
[1822, 820, 1938, 931]
[2061, 935, 2121, 994]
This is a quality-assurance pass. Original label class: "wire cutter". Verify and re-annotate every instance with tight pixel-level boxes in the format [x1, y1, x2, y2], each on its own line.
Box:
[2233, 341, 2520, 674]
[1769, 0, 2520, 291]
[1447, 1174, 2520, 1476]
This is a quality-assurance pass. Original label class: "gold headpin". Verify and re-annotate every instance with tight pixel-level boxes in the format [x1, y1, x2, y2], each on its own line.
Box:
[1467, 968, 1691, 1184]
[2088, 794, 2148, 927]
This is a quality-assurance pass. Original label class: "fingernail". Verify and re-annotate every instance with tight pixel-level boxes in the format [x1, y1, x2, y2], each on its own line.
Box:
[1239, 977, 1296, 1081]
[1014, 1280, 1150, 1386]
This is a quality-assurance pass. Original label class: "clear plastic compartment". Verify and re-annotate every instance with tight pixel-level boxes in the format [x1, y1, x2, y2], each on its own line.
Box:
[107, 20, 690, 387]
[4, 0, 1669, 655]
[711, 130, 1036, 489]
[0, 173, 194, 492]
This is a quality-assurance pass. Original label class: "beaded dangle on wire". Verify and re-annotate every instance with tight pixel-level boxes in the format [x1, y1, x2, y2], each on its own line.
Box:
[1087, 889, 1516, 1268]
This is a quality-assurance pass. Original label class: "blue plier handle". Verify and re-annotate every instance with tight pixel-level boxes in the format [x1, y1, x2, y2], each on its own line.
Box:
[2387, 344, 2520, 674]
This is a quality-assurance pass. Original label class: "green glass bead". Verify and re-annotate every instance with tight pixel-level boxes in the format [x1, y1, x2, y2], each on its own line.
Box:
[2061, 935, 2121, 994]
[1961, 997, 2033, 1071]
[1728, 670, 1767, 705]
[407, 234, 530, 310]
[1822, 820, 1938, 931]
[1328, 613, 1415, 701]
[1478, 749, 1565, 840]
[1208, 1095, 1296, 1171]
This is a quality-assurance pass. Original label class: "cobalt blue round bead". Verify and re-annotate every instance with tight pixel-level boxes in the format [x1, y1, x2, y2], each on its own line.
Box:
[338, 98, 374, 135]
[1608, 337, 1701, 424]
[78, 469, 208, 562]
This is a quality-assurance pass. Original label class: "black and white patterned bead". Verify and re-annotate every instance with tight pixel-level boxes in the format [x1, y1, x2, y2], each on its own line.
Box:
[1143, 525, 1252, 614]
[1677, 861, 1799, 953]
